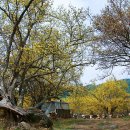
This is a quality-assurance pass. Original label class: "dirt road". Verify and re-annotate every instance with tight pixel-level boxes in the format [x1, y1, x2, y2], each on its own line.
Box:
[72, 119, 130, 130]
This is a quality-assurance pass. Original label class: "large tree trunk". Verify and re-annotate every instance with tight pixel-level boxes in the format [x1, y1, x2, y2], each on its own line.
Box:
[0, 97, 27, 116]
[0, 81, 26, 122]
[110, 106, 117, 117]
[0, 95, 26, 128]
[17, 87, 25, 107]
[0, 89, 53, 129]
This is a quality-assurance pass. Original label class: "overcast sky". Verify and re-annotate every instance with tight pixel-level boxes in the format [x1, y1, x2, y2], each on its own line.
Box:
[53, 0, 129, 85]
[53, 0, 107, 14]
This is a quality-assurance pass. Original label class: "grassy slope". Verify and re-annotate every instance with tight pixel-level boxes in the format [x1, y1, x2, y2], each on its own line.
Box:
[1, 117, 130, 130]
[53, 117, 130, 130]
[53, 118, 85, 130]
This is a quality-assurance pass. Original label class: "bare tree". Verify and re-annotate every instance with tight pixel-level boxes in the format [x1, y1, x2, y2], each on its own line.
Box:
[91, 0, 130, 72]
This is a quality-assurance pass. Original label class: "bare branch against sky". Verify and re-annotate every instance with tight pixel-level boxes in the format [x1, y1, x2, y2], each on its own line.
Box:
[53, 0, 129, 85]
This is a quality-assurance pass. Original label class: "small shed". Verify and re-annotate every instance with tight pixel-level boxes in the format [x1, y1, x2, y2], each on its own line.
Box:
[41, 101, 71, 118]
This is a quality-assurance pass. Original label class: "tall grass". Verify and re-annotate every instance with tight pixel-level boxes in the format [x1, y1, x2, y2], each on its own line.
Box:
[53, 118, 85, 130]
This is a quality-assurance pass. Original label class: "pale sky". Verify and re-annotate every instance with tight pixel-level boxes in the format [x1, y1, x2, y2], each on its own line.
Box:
[53, 0, 129, 85]
[53, 0, 108, 14]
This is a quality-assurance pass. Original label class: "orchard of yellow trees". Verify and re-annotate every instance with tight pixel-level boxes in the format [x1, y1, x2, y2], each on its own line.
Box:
[65, 80, 130, 116]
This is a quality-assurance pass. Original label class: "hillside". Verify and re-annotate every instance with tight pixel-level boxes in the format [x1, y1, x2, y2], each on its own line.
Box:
[85, 79, 130, 93]
[123, 79, 130, 93]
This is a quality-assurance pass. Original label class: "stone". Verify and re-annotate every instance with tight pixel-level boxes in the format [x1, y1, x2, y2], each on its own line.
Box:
[18, 121, 31, 130]
[109, 124, 118, 130]
[30, 127, 37, 130]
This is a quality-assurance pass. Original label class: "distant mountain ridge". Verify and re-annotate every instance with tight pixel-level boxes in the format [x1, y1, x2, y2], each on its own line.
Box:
[123, 79, 130, 93]
[85, 79, 130, 93]
[61, 79, 130, 98]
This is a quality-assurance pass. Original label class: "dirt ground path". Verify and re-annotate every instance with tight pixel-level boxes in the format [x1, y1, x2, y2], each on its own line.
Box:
[72, 119, 130, 130]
